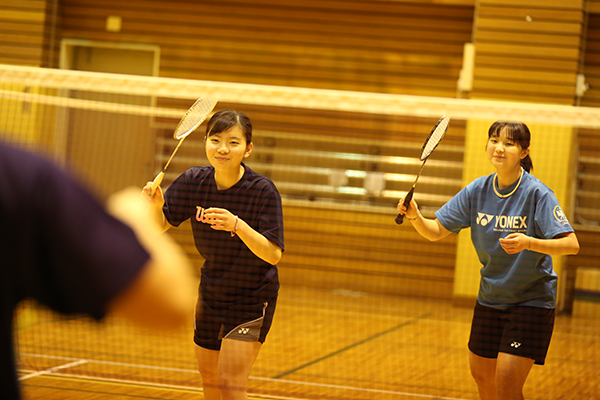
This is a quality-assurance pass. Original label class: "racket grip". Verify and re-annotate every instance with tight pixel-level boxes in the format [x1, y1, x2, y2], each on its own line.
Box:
[395, 187, 415, 225]
[150, 171, 164, 196]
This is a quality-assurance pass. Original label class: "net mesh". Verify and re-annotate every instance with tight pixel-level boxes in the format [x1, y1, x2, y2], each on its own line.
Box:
[2, 64, 600, 400]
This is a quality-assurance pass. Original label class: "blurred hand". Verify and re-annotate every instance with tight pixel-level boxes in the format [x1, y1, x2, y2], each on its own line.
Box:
[107, 186, 195, 330]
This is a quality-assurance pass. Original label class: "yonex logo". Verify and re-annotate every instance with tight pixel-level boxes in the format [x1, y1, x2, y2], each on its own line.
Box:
[495, 215, 527, 229]
[510, 341, 522, 348]
[238, 327, 250, 335]
[476, 213, 527, 229]
[477, 213, 494, 226]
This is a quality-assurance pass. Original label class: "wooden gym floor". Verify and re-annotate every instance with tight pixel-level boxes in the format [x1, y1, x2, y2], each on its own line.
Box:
[15, 285, 600, 400]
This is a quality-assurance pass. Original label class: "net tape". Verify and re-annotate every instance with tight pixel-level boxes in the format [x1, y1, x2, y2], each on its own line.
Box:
[2, 65, 600, 128]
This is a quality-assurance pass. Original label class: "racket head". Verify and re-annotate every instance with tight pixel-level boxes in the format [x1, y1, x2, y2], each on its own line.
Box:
[420, 115, 450, 161]
[173, 97, 218, 140]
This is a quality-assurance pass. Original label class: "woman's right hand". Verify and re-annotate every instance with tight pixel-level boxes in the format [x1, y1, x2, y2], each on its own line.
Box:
[140, 182, 172, 232]
[141, 182, 164, 208]
[397, 194, 420, 221]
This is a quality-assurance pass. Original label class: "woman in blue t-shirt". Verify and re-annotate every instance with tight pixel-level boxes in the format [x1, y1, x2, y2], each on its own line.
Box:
[143, 110, 284, 400]
[397, 121, 579, 400]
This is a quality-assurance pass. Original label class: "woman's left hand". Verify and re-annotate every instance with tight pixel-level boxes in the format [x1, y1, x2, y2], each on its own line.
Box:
[499, 233, 529, 254]
[201, 208, 237, 233]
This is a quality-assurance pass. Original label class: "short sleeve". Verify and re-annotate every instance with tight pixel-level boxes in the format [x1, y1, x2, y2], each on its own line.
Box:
[257, 183, 285, 252]
[34, 165, 150, 319]
[534, 191, 574, 239]
[163, 171, 194, 227]
[0, 145, 150, 320]
[435, 184, 473, 233]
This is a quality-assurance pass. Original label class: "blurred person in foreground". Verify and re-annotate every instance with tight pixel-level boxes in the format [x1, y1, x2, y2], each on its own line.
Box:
[0, 140, 196, 400]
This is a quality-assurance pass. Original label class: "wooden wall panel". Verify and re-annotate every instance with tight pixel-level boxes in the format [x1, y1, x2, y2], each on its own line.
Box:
[483, 0, 582, 9]
[0, 0, 50, 66]
[471, 0, 586, 104]
[588, 0, 600, 13]
[55, 0, 474, 98]
[581, 13, 600, 107]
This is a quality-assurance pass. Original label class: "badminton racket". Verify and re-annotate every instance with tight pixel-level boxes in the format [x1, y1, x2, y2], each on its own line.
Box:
[395, 115, 451, 225]
[150, 97, 218, 196]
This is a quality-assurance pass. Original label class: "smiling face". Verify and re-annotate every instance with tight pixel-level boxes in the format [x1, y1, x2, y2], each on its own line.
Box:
[486, 127, 529, 172]
[205, 126, 253, 172]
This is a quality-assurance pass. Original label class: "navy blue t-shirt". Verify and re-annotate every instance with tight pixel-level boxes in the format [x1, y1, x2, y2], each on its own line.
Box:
[0, 143, 150, 399]
[163, 164, 284, 303]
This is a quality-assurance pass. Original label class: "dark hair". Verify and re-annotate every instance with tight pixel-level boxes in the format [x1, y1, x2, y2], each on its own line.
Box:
[206, 110, 252, 144]
[488, 121, 533, 172]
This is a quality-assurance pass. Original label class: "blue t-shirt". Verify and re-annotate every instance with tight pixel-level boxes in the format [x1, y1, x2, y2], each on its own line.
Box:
[163, 164, 284, 303]
[435, 171, 574, 309]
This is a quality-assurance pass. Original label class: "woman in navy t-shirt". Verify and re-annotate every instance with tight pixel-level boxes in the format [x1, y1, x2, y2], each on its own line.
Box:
[143, 110, 284, 400]
[397, 121, 579, 400]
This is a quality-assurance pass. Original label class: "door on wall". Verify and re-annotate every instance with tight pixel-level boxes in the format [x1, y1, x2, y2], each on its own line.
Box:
[58, 39, 160, 199]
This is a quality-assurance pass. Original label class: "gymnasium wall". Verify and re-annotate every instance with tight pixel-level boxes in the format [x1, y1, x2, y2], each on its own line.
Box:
[61, 0, 474, 97]
[5, 0, 600, 104]
[0, 0, 54, 66]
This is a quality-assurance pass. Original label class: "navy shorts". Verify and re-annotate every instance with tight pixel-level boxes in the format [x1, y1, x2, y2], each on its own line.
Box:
[468, 302, 555, 365]
[194, 295, 277, 351]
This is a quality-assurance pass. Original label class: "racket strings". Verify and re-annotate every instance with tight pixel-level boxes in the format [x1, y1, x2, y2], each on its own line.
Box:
[420, 116, 450, 160]
[150, 97, 218, 195]
[174, 98, 218, 139]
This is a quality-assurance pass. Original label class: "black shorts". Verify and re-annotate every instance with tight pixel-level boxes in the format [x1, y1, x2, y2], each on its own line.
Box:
[468, 302, 555, 365]
[194, 295, 277, 351]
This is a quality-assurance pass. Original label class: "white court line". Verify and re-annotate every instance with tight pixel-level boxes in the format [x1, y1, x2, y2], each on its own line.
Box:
[251, 376, 468, 400]
[19, 359, 88, 381]
[20, 353, 195, 374]
[18, 370, 312, 400]
[19, 353, 469, 400]
[19, 370, 202, 392]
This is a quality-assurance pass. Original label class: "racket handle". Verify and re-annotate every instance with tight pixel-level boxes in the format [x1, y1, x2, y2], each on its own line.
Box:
[395, 187, 415, 225]
[150, 171, 164, 196]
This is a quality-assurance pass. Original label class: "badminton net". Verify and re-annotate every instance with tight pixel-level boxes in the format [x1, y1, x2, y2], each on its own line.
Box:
[2, 64, 600, 399]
